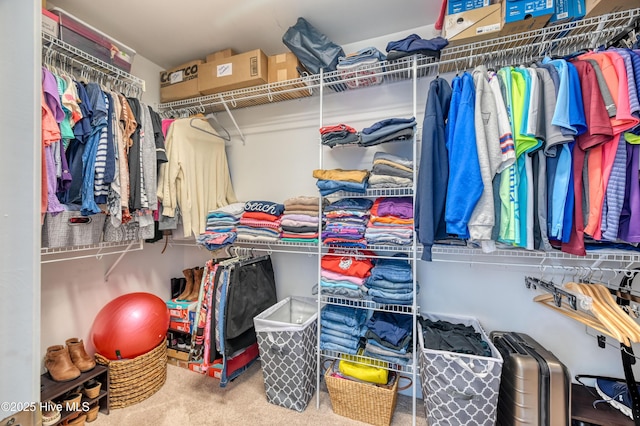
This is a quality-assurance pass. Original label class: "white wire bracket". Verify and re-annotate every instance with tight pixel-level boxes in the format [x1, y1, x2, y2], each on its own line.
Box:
[218, 94, 246, 145]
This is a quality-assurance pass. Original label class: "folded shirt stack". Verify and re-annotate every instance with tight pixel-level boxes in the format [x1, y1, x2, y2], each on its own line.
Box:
[196, 202, 245, 250]
[320, 124, 359, 148]
[368, 152, 414, 189]
[359, 117, 417, 147]
[365, 197, 414, 246]
[320, 304, 368, 355]
[363, 311, 413, 366]
[236, 200, 284, 243]
[281, 196, 323, 243]
[320, 249, 375, 300]
[322, 198, 374, 248]
[364, 255, 415, 306]
[312, 168, 370, 196]
[336, 46, 387, 90]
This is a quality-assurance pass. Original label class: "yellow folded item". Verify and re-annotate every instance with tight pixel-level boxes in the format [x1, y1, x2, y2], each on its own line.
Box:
[312, 169, 370, 183]
[339, 358, 389, 385]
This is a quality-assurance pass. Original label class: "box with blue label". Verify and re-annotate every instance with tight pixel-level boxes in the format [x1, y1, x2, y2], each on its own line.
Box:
[549, 0, 585, 24]
[445, 3, 503, 46]
[500, 0, 554, 35]
[448, 0, 492, 15]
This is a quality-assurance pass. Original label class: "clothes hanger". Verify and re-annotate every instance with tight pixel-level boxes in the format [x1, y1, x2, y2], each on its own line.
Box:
[188, 114, 231, 141]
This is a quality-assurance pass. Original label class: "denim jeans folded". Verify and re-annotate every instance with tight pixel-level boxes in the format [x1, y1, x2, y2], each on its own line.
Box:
[325, 198, 374, 211]
[365, 278, 413, 290]
[369, 268, 412, 283]
[318, 180, 368, 196]
[321, 305, 367, 327]
[362, 349, 410, 366]
[320, 318, 366, 336]
[366, 285, 415, 295]
[369, 288, 414, 301]
[367, 338, 410, 355]
[321, 341, 360, 355]
[320, 333, 361, 350]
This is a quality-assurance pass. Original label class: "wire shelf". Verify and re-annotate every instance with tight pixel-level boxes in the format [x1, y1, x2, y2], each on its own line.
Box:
[157, 8, 640, 117]
[41, 32, 145, 96]
[323, 187, 414, 198]
[321, 350, 415, 375]
[41, 240, 144, 263]
[320, 295, 416, 315]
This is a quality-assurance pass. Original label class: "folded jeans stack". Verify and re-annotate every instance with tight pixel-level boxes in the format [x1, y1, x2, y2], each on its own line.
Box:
[313, 168, 370, 196]
[363, 311, 413, 366]
[322, 198, 374, 248]
[320, 304, 368, 355]
[336, 47, 387, 89]
[368, 151, 414, 189]
[359, 117, 417, 147]
[197, 202, 245, 250]
[236, 200, 284, 242]
[365, 197, 414, 246]
[365, 255, 415, 305]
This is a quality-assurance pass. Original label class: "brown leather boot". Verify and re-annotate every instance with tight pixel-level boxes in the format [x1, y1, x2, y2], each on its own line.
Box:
[176, 268, 194, 301]
[45, 345, 81, 382]
[65, 338, 96, 372]
[187, 266, 204, 301]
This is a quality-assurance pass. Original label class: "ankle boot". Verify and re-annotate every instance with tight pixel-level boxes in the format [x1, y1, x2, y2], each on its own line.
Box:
[170, 278, 181, 299]
[65, 338, 96, 372]
[45, 345, 81, 382]
[176, 269, 194, 301]
[187, 267, 204, 301]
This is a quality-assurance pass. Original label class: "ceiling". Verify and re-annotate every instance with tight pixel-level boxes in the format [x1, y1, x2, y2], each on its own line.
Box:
[47, 0, 441, 70]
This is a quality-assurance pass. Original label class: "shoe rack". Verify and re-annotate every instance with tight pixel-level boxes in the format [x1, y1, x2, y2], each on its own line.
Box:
[40, 364, 109, 424]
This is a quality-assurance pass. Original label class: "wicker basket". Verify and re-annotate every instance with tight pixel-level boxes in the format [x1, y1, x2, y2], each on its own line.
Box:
[95, 338, 167, 409]
[325, 361, 399, 426]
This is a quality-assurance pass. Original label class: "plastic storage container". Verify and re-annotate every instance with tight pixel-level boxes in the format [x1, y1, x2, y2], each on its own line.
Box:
[253, 297, 318, 412]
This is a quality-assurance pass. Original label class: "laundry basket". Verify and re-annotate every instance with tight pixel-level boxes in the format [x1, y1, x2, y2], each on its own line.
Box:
[418, 312, 503, 426]
[253, 297, 318, 412]
[95, 338, 167, 409]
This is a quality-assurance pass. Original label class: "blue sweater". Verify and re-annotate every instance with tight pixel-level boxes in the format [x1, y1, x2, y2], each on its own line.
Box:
[445, 72, 483, 238]
[415, 78, 451, 261]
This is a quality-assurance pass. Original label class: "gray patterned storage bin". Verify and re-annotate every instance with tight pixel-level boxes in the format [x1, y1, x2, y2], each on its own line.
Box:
[418, 312, 503, 426]
[254, 297, 318, 412]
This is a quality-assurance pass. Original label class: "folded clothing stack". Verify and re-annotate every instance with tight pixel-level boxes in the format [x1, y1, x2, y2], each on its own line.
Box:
[385, 34, 449, 61]
[236, 200, 284, 243]
[320, 249, 375, 299]
[320, 304, 368, 355]
[196, 202, 245, 250]
[419, 317, 491, 357]
[322, 198, 374, 248]
[336, 46, 387, 89]
[365, 197, 414, 246]
[313, 168, 370, 196]
[364, 311, 413, 366]
[368, 152, 414, 189]
[365, 255, 415, 306]
[280, 196, 323, 243]
[320, 124, 359, 148]
[359, 117, 417, 147]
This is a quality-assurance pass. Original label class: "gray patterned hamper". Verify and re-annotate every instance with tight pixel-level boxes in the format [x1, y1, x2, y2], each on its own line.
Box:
[254, 297, 318, 412]
[418, 312, 503, 426]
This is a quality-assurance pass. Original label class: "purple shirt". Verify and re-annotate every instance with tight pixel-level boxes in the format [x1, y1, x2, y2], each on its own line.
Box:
[619, 143, 640, 242]
[42, 68, 64, 123]
[375, 197, 414, 219]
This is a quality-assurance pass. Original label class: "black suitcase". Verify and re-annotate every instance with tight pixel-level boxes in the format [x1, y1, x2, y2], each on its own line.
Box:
[491, 331, 571, 426]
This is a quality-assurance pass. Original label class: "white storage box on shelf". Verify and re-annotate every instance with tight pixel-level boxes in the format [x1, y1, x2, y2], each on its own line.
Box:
[418, 312, 503, 426]
[253, 297, 318, 412]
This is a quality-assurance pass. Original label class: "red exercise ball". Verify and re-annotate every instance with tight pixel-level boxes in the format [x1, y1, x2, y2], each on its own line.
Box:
[90, 292, 170, 360]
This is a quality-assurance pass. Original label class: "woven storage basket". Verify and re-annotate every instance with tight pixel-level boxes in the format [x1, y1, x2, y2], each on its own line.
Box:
[95, 338, 167, 409]
[325, 361, 399, 426]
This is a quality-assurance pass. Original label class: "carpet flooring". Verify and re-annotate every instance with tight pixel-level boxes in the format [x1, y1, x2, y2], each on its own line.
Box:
[91, 361, 425, 425]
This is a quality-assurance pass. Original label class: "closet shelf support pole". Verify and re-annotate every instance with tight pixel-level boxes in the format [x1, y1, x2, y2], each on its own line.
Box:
[218, 95, 246, 145]
[104, 241, 137, 281]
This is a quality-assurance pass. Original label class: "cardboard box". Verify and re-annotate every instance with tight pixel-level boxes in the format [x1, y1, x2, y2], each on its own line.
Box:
[42, 9, 59, 38]
[500, 0, 553, 35]
[206, 48, 235, 63]
[198, 49, 268, 95]
[167, 348, 190, 361]
[445, 3, 503, 46]
[167, 356, 190, 369]
[160, 60, 203, 103]
[449, 0, 492, 14]
[169, 320, 192, 333]
[549, 0, 585, 23]
[268, 52, 302, 83]
[585, 0, 637, 17]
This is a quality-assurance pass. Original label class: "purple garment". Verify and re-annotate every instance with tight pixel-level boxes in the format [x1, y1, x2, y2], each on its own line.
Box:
[57, 147, 72, 194]
[375, 197, 414, 219]
[42, 68, 64, 123]
[619, 143, 640, 242]
[45, 145, 65, 214]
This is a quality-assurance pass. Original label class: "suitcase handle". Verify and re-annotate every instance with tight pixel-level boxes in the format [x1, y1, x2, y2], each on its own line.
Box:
[443, 353, 494, 379]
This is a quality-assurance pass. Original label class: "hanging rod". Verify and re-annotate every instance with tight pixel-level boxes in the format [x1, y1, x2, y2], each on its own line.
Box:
[41, 31, 145, 96]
